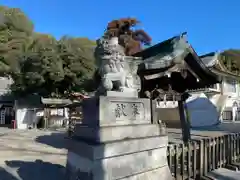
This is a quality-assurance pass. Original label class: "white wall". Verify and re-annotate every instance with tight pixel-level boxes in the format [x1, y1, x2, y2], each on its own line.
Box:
[16, 109, 30, 129]
[221, 77, 240, 116]
[15, 102, 69, 129]
[15, 108, 44, 130]
[14, 99, 43, 130]
[222, 77, 238, 98]
[155, 93, 222, 128]
[207, 76, 240, 122]
[156, 76, 240, 126]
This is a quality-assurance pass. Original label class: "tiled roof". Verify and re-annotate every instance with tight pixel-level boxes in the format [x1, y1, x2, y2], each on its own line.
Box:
[133, 32, 188, 59]
[133, 33, 219, 87]
[199, 52, 218, 68]
[200, 53, 240, 78]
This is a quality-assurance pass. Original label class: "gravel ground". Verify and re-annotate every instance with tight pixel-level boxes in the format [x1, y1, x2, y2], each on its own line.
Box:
[0, 128, 67, 180]
[0, 122, 240, 180]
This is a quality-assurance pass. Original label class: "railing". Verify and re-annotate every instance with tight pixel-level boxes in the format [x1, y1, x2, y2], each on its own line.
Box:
[167, 133, 240, 179]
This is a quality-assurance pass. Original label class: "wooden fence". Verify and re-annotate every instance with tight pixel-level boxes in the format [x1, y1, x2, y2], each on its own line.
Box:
[167, 133, 240, 179]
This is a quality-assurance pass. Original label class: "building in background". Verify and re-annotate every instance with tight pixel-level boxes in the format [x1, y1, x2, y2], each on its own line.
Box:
[0, 75, 88, 129]
[0, 77, 14, 126]
[133, 33, 220, 128]
[187, 52, 240, 126]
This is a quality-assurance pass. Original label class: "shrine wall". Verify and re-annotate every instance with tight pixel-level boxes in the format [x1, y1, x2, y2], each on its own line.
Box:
[155, 107, 181, 128]
[154, 93, 221, 128]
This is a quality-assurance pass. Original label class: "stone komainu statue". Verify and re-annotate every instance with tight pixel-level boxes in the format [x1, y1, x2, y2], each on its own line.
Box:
[94, 37, 141, 96]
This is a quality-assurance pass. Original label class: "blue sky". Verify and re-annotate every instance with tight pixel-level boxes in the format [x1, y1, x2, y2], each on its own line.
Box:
[1, 0, 240, 55]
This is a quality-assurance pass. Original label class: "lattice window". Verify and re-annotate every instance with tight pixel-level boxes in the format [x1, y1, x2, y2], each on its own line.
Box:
[225, 79, 237, 93]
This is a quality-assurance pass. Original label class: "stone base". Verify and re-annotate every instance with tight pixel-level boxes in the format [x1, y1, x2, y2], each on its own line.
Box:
[66, 96, 172, 179]
[66, 135, 172, 180]
[66, 160, 172, 180]
[66, 123, 172, 180]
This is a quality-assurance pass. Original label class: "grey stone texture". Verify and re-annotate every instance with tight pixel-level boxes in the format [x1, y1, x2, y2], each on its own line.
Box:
[94, 37, 141, 96]
[66, 134, 172, 180]
[81, 96, 151, 127]
[66, 96, 172, 180]
[66, 146, 172, 180]
[73, 123, 165, 143]
[67, 135, 168, 160]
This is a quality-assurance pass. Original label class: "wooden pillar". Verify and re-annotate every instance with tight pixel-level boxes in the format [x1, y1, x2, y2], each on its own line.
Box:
[178, 94, 191, 143]
[150, 99, 158, 124]
[68, 107, 73, 137]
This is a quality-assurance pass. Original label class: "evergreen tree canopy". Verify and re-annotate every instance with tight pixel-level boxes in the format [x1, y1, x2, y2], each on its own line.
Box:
[3, 6, 240, 98]
[0, 6, 96, 98]
[11, 35, 96, 97]
[0, 6, 34, 75]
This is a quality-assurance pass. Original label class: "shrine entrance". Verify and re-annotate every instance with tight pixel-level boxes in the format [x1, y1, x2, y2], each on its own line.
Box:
[133, 33, 220, 143]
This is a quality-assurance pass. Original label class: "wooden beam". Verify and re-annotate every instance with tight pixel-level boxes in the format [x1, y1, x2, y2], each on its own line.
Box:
[178, 95, 191, 143]
[41, 98, 72, 105]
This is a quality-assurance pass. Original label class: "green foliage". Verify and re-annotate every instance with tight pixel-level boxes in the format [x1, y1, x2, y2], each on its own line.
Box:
[0, 6, 96, 98]
[0, 6, 34, 75]
[11, 34, 64, 97]
[11, 35, 96, 98]
[56, 37, 96, 95]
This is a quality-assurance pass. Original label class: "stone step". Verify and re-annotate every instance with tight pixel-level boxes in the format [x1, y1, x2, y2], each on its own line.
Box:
[206, 168, 240, 180]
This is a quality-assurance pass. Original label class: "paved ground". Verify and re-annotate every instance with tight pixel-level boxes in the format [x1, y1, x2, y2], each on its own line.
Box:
[0, 122, 240, 179]
[0, 128, 67, 180]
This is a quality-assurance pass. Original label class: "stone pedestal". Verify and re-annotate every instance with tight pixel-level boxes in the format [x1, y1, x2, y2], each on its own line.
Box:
[66, 96, 172, 180]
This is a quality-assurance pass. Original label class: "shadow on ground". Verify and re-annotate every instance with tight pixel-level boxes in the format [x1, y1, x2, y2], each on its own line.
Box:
[35, 132, 68, 149]
[0, 167, 18, 180]
[4, 159, 66, 180]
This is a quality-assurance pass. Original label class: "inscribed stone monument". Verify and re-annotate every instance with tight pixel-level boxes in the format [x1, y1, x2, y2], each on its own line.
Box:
[65, 36, 172, 180]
